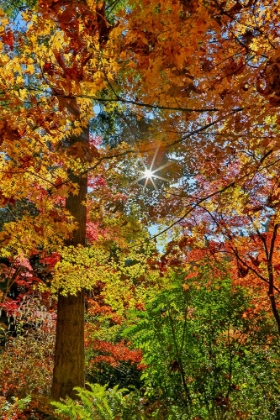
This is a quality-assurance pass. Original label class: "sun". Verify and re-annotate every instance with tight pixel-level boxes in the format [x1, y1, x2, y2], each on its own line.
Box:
[144, 169, 154, 179]
[135, 145, 171, 190]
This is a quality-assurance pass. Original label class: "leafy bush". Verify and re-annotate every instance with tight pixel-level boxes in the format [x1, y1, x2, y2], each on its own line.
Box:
[0, 395, 31, 420]
[0, 293, 55, 399]
[52, 383, 192, 420]
[0, 394, 60, 420]
[123, 264, 280, 419]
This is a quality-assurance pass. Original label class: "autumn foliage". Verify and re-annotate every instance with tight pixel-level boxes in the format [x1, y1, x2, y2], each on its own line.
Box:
[0, 0, 280, 417]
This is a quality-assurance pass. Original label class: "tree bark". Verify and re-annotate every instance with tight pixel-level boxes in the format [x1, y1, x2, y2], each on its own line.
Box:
[267, 224, 280, 336]
[51, 127, 88, 400]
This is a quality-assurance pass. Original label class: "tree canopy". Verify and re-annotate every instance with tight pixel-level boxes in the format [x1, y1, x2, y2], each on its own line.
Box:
[0, 0, 280, 405]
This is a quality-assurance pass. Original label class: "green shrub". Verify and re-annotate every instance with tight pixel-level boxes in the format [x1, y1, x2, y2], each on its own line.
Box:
[123, 265, 280, 419]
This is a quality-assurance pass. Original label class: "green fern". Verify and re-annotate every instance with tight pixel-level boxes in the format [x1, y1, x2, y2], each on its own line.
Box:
[52, 383, 143, 420]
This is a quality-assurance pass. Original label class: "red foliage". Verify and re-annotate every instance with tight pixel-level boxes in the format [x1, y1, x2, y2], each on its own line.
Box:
[2, 30, 14, 50]
[40, 252, 61, 268]
[91, 340, 145, 369]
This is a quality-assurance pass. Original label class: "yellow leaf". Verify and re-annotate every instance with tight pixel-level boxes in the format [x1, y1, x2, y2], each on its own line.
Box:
[26, 64, 35, 74]
[19, 88, 28, 99]
[16, 75, 24, 84]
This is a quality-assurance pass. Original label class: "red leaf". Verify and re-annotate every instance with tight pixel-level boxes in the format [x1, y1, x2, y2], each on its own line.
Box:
[2, 30, 14, 50]
[274, 264, 280, 272]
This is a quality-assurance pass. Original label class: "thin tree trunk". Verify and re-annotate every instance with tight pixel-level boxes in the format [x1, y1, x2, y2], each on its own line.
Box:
[51, 127, 88, 400]
[267, 224, 280, 335]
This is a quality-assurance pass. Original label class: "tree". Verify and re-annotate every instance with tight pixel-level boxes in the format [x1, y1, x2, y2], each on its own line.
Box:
[118, 0, 280, 334]
[0, 0, 280, 400]
[51, 128, 88, 399]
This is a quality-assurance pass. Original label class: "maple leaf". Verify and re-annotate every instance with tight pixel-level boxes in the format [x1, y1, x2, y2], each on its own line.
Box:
[2, 29, 13, 49]
[66, 141, 100, 162]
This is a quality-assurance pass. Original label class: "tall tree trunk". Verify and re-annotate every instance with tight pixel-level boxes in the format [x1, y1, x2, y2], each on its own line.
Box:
[51, 127, 88, 400]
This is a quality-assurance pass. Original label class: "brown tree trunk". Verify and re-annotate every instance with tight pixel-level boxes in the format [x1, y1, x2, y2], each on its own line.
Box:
[267, 224, 280, 336]
[51, 127, 88, 400]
